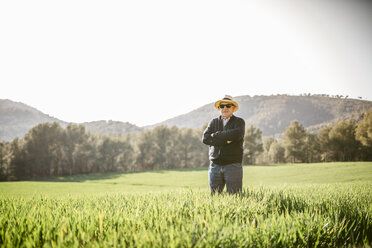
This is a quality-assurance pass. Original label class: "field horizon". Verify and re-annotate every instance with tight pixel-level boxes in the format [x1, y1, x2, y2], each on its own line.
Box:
[1, 162, 371, 196]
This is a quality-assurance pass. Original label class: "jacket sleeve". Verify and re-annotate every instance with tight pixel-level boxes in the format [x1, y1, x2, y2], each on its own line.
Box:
[202, 119, 229, 146]
[212, 118, 245, 142]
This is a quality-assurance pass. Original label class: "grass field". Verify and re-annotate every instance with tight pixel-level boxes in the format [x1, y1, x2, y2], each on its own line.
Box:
[0, 162, 371, 247]
[1, 162, 371, 196]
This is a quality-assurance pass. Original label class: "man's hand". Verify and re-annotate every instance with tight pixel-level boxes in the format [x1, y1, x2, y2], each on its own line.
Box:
[227, 140, 232, 144]
[211, 131, 221, 138]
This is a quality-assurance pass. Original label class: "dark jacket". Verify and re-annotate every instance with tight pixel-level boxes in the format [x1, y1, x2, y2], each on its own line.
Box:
[202, 115, 245, 165]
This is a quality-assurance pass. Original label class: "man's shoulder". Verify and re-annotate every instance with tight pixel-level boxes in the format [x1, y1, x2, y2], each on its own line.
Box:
[231, 115, 245, 127]
[209, 115, 244, 124]
[232, 115, 245, 122]
[210, 116, 221, 122]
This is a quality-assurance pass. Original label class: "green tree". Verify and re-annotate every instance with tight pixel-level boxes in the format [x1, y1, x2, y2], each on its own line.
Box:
[63, 124, 88, 175]
[151, 126, 173, 169]
[0, 142, 11, 180]
[243, 125, 263, 165]
[329, 120, 359, 161]
[262, 137, 276, 163]
[283, 120, 307, 163]
[304, 133, 320, 163]
[178, 128, 194, 168]
[98, 137, 131, 172]
[268, 141, 285, 163]
[136, 130, 157, 170]
[114, 137, 134, 172]
[198, 124, 210, 167]
[22, 123, 65, 178]
[72, 135, 99, 174]
[163, 126, 181, 169]
[318, 125, 333, 162]
[10, 138, 27, 180]
[263, 137, 275, 153]
[178, 128, 206, 168]
[355, 110, 372, 160]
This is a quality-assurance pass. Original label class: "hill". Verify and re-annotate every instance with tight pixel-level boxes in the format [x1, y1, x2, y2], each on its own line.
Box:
[152, 95, 372, 136]
[81, 120, 143, 136]
[0, 99, 142, 141]
[0, 99, 66, 141]
[1, 95, 372, 141]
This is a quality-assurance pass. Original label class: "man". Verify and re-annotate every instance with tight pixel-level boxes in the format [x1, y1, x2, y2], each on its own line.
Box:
[202, 95, 245, 194]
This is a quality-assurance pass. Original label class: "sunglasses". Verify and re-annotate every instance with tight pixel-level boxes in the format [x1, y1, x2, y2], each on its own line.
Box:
[219, 104, 233, 109]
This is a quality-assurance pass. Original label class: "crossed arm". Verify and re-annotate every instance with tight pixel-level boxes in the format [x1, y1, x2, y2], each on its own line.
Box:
[202, 119, 245, 146]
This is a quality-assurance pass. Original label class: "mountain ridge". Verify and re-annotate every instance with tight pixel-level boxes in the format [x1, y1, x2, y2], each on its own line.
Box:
[149, 95, 372, 137]
[0, 99, 67, 141]
[0, 99, 142, 141]
[1, 95, 372, 141]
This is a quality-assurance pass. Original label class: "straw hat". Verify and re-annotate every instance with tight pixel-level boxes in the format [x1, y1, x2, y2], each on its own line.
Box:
[214, 95, 239, 112]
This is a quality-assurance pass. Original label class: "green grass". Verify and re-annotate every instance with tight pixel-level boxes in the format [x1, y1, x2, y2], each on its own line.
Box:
[0, 162, 371, 247]
[0, 162, 371, 196]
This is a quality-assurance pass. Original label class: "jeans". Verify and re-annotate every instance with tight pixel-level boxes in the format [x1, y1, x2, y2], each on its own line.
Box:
[208, 162, 243, 195]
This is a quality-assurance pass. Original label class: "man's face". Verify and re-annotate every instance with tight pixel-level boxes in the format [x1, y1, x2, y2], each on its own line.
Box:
[219, 102, 235, 119]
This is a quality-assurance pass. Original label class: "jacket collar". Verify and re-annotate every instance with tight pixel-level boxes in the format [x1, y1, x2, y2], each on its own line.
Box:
[219, 114, 235, 121]
[219, 115, 235, 130]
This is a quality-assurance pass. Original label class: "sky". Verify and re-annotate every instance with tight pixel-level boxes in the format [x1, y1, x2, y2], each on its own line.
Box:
[1, 0, 371, 127]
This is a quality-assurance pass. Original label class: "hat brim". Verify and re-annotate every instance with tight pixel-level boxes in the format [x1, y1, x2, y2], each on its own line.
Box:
[215, 100, 239, 112]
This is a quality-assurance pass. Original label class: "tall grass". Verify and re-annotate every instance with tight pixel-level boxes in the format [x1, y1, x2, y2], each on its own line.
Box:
[1, 184, 371, 247]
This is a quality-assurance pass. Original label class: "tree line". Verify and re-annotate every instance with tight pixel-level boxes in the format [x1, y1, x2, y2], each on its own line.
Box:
[0, 110, 371, 181]
[0, 124, 208, 181]
[245, 110, 372, 164]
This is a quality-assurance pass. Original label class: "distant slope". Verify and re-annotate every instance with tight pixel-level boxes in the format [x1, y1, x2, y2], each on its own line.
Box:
[2, 95, 372, 141]
[82, 120, 143, 135]
[0, 99, 142, 141]
[0, 99, 66, 141]
[151, 95, 372, 136]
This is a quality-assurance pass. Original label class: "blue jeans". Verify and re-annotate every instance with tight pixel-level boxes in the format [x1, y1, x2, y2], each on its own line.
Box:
[208, 162, 243, 195]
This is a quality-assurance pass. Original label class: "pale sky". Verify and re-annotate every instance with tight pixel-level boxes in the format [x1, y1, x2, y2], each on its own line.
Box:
[1, 0, 371, 126]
